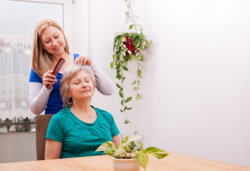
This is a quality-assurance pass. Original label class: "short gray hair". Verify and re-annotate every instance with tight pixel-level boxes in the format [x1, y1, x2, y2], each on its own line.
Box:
[60, 64, 96, 108]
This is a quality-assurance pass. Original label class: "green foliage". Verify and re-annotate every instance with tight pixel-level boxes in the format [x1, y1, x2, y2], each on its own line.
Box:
[95, 141, 116, 156]
[136, 151, 148, 170]
[111, 0, 152, 124]
[96, 135, 168, 170]
[112, 31, 151, 115]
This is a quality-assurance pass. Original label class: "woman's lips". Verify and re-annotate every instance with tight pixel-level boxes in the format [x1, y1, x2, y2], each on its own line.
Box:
[80, 90, 91, 93]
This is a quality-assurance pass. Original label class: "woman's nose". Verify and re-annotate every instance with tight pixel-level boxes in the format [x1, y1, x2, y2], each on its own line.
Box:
[81, 82, 87, 87]
[52, 39, 57, 46]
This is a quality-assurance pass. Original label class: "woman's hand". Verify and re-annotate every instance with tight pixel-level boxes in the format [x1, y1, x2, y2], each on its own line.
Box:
[75, 56, 92, 66]
[42, 70, 57, 89]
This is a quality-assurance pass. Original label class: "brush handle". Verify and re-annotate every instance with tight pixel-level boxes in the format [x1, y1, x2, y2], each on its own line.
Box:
[52, 58, 65, 76]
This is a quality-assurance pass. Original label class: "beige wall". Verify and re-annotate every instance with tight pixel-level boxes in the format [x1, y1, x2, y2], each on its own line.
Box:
[0, 133, 36, 163]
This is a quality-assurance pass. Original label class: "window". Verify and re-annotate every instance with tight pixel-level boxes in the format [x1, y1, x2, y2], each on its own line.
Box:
[0, 0, 72, 133]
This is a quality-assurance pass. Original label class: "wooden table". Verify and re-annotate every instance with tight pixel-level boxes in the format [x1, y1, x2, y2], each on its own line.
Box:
[0, 152, 249, 171]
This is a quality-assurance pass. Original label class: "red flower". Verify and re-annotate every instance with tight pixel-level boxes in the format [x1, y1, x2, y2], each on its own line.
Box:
[125, 37, 136, 55]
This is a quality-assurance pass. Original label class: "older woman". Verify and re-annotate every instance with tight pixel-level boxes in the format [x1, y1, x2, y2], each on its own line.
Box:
[45, 64, 120, 159]
[29, 19, 114, 115]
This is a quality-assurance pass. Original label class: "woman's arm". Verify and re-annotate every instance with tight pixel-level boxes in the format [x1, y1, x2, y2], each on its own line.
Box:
[45, 139, 62, 159]
[29, 82, 52, 114]
[91, 62, 115, 95]
[112, 135, 120, 146]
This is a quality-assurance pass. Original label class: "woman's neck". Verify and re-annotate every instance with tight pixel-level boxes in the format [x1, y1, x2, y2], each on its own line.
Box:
[70, 99, 97, 124]
[71, 99, 91, 113]
[54, 52, 73, 73]
[54, 51, 70, 61]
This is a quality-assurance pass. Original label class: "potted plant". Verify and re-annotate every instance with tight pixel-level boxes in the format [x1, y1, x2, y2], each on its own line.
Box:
[96, 135, 168, 171]
[110, 0, 152, 124]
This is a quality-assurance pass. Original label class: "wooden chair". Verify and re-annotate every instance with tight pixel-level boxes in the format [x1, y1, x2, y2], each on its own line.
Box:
[35, 114, 54, 160]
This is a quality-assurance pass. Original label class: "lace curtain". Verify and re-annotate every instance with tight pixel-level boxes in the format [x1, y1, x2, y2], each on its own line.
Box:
[0, 35, 35, 120]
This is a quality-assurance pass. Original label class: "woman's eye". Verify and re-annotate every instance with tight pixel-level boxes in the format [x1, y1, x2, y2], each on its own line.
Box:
[45, 40, 50, 44]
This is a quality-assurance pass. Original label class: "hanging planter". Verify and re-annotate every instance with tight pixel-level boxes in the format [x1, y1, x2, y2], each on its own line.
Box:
[110, 0, 152, 124]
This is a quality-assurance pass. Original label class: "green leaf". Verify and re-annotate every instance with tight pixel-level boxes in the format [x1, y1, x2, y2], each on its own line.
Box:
[121, 77, 126, 83]
[127, 107, 132, 110]
[145, 147, 168, 159]
[124, 106, 128, 111]
[116, 83, 121, 88]
[136, 151, 148, 170]
[122, 66, 128, 71]
[119, 91, 124, 98]
[124, 143, 132, 152]
[116, 74, 121, 80]
[116, 52, 121, 60]
[137, 69, 142, 77]
[121, 100, 124, 106]
[133, 86, 140, 91]
[137, 55, 144, 61]
[129, 25, 134, 30]
[120, 109, 124, 112]
[118, 38, 122, 48]
[124, 119, 130, 124]
[140, 143, 144, 149]
[116, 60, 121, 66]
[131, 80, 136, 85]
[136, 94, 142, 100]
[123, 55, 129, 61]
[121, 136, 129, 143]
[126, 97, 132, 103]
[110, 61, 114, 69]
[131, 55, 136, 59]
[96, 141, 116, 156]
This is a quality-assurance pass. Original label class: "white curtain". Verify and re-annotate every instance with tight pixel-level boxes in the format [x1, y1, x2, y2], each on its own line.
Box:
[0, 35, 35, 120]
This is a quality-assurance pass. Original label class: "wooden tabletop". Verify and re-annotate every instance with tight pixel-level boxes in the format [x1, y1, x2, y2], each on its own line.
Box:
[0, 152, 249, 171]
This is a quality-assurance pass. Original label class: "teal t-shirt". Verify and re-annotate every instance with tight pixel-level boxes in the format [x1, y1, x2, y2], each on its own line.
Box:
[46, 106, 120, 158]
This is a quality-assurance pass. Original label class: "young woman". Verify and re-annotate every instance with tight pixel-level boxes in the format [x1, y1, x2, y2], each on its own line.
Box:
[45, 65, 120, 159]
[29, 19, 114, 115]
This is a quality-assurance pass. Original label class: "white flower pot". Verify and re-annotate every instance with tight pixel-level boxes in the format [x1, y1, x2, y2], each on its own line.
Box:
[113, 158, 140, 171]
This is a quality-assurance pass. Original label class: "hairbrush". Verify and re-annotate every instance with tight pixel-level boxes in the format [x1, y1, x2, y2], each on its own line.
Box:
[52, 58, 65, 76]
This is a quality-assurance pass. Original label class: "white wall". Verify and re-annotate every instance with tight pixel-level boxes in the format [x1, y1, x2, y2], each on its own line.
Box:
[73, 0, 250, 167]
[71, 0, 89, 55]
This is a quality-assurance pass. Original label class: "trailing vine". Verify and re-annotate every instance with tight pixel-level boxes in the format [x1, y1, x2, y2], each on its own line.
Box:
[110, 0, 152, 124]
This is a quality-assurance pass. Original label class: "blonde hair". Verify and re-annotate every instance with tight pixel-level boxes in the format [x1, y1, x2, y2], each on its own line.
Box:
[60, 64, 96, 108]
[32, 19, 70, 77]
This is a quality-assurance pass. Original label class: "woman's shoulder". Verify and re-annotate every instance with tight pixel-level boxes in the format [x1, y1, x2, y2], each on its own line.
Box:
[92, 106, 113, 119]
[29, 68, 42, 82]
[51, 107, 69, 120]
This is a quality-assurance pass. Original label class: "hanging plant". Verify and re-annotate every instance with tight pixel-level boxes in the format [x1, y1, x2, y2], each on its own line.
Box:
[110, 0, 152, 124]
